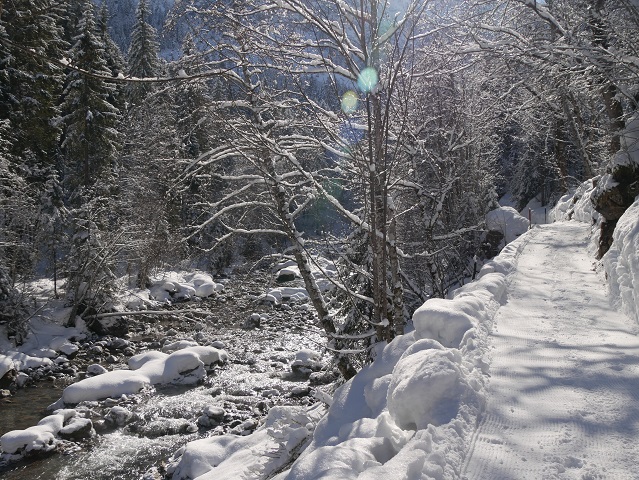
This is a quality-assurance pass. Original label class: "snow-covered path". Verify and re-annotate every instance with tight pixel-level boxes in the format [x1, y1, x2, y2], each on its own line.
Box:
[463, 222, 639, 480]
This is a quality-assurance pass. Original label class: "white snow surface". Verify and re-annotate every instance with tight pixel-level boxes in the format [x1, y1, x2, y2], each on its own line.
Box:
[61, 346, 228, 404]
[170, 215, 639, 480]
[0, 409, 80, 454]
[550, 178, 600, 225]
[603, 196, 639, 324]
[0, 318, 87, 379]
[172, 232, 528, 480]
[462, 221, 639, 479]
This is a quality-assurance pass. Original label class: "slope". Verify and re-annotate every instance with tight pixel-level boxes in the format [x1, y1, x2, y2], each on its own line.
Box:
[462, 222, 639, 480]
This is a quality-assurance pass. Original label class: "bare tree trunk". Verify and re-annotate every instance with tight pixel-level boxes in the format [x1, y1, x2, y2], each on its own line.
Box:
[264, 154, 358, 380]
[388, 206, 404, 338]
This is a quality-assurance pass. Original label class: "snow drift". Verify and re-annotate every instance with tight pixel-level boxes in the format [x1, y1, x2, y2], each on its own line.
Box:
[603, 197, 639, 324]
[485, 206, 529, 244]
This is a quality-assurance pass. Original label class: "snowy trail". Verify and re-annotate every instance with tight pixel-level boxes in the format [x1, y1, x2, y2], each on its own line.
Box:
[462, 222, 639, 480]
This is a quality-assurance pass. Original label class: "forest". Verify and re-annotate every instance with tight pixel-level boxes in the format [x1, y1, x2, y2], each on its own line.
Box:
[1, 0, 638, 379]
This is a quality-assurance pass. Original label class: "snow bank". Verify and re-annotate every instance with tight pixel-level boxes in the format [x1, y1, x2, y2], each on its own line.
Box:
[0, 318, 88, 382]
[550, 178, 600, 224]
[603, 197, 639, 324]
[486, 206, 529, 244]
[274, 235, 527, 480]
[387, 348, 469, 430]
[61, 346, 228, 404]
[169, 232, 530, 480]
[0, 409, 86, 455]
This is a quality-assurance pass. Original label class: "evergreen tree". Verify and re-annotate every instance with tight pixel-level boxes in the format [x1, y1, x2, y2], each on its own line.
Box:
[97, 1, 127, 111]
[126, 0, 161, 102]
[60, 0, 121, 193]
[0, 0, 66, 174]
[0, 119, 29, 339]
[173, 34, 212, 158]
[98, 2, 126, 79]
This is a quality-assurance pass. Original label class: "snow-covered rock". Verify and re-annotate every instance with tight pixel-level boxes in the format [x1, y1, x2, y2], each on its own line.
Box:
[387, 348, 469, 430]
[486, 206, 529, 244]
[0, 356, 15, 381]
[61, 346, 228, 404]
[276, 267, 300, 283]
[86, 364, 108, 376]
[0, 409, 79, 455]
[162, 340, 199, 353]
[168, 405, 316, 480]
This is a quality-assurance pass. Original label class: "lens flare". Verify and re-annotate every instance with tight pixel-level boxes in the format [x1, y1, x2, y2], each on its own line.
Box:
[357, 67, 378, 93]
[341, 90, 359, 114]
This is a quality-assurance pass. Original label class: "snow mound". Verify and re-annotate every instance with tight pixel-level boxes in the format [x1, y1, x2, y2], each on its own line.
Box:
[413, 298, 477, 348]
[145, 271, 224, 304]
[486, 206, 529, 244]
[0, 319, 86, 378]
[61, 346, 228, 404]
[267, 233, 529, 480]
[603, 197, 639, 324]
[0, 352, 53, 374]
[387, 348, 469, 430]
[0, 409, 83, 455]
[272, 257, 337, 293]
[265, 286, 310, 304]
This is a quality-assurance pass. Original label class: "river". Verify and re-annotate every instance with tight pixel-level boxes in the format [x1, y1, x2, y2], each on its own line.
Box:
[0, 277, 328, 479]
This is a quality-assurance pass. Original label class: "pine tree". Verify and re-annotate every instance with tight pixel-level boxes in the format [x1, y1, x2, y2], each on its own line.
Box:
[97, 2, 127, 111]
[60, 0, 121, 193]
[126, 0, 161, 103]
[0, 119, 29, 340]
[0, 0, 66, 174]
[98, 2, 126, 79]
[173, 34, 212, 158]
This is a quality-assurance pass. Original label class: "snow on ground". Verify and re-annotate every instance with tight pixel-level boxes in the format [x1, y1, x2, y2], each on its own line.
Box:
[166, 404, 325, 479]
[3, 203, 639, 479]
[169, 230, 529, 480]
[462, 221, 639, 479]
[0, 319, 88, 381]
[138, 271, 225, 306]
[168, 209, 639, 480]
[550, 179, 600, 225]
[0, 409, 91, 456]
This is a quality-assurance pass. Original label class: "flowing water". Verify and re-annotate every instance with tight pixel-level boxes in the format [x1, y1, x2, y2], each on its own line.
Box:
[0, 277, 328, 480]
